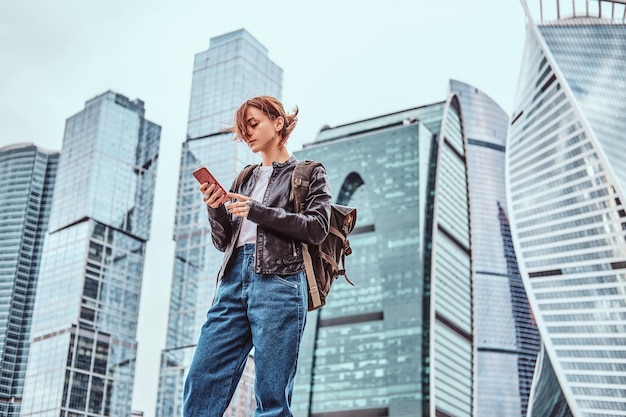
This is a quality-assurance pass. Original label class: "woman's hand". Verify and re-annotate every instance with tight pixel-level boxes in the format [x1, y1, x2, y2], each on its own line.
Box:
[226, 192, 252, 218]
[200, 183, 228, 209]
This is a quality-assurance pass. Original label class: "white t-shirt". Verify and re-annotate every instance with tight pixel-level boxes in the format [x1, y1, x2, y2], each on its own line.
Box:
[236, 165, 273, 248]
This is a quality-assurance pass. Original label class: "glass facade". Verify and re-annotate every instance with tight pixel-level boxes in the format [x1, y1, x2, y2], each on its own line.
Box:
[0, 144, 58, 417]
[449, 80, 541, 417]
[155, 29, 282, 417]
[508, 1, 626, 415]
[186, 29, 282, 139]
[19, 91, 161, 417]
[292, 96, 473, 417]
[528, 346, 573, 417]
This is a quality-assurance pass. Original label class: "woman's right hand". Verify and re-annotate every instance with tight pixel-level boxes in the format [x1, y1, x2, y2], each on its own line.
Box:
[200, 183, 228, 208]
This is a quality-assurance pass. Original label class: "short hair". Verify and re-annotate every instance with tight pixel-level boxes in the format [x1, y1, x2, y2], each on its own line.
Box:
[227, 96, 299, 146]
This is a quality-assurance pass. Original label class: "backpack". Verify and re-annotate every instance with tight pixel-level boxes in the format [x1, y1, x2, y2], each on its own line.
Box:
[234, 160, 357, 311]
[292, 160, 357, 310]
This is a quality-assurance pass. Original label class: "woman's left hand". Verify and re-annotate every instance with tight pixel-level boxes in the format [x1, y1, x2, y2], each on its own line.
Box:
[226, 193, 253, 218]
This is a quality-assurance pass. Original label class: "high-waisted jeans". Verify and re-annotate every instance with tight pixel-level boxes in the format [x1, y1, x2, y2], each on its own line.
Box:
[183, 244, 308, 417]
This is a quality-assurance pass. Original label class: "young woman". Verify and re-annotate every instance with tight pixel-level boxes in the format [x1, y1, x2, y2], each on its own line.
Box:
[183, 96, 332, 417]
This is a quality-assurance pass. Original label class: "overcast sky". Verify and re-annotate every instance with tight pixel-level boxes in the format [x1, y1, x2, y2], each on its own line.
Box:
[0, 1, 529, 415]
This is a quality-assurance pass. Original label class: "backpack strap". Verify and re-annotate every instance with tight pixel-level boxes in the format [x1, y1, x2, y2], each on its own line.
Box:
[322, 225, 355, 286]
[291, 160, 322, 212]
[302, 242, 321, 308]
[291, 160, 324, 310]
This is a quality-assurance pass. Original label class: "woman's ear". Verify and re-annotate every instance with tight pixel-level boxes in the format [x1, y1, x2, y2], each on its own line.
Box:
[275, 116, 284, 132]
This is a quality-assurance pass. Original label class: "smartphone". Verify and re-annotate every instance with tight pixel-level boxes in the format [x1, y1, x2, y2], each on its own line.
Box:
[192, 167, 229, 204]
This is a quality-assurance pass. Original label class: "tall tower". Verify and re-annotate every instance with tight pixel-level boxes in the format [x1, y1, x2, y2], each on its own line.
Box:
[450, 80, 541, 417]
[155, 29, 282, 417]
[19, 91, 161, 417]
[293, 95, 473, 417]
[0, 144, 58, 417]
[507, 1, 626, 415]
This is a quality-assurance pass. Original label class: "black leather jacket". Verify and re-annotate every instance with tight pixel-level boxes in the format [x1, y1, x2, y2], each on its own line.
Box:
[208, 156, 331, 279]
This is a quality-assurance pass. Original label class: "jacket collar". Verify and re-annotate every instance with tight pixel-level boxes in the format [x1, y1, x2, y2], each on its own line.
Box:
[271, 155, 297, 169]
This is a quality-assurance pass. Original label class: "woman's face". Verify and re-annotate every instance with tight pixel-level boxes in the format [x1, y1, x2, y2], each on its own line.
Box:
[243, 106, 282, 153]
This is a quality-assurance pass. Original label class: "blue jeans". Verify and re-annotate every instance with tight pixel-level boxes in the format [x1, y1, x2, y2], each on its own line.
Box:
[183, 244, 308, 417]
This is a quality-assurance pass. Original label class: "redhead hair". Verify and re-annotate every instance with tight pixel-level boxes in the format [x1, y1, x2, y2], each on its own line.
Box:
[227, 96, 299, 146]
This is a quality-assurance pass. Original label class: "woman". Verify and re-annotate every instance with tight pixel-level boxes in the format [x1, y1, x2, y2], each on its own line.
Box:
[183, 96, 332, 417]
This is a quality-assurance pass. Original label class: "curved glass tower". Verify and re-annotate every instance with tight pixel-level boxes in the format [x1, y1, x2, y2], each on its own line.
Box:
[507, 1, 626, 415]
[450, 80, 540, 417]
[0, 144, 58, 417]
[293, 95, 473, 417]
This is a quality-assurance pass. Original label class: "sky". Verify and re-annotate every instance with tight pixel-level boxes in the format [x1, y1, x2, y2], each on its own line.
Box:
[0, 1, 529, 415]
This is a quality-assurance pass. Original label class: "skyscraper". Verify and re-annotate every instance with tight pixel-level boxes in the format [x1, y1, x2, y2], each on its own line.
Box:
[449, 80, 541, 417]
[507, 1, 626, 415]
[0, 144, 58, 417]
[19, 91, 161, 417]
[155, 29, 282, 417]
[186, 29, 282, 140]
[292, 94, 473, 417]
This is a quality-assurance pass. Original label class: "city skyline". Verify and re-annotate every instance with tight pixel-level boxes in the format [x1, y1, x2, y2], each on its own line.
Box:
[0, 1, 528, 415]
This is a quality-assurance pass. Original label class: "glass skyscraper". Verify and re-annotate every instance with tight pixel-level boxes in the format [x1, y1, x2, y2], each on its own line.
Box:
[155, 29, 282, 417]
[507, 1, 626, 415]
[19, 91, 161, 417]
[0, 144, 58, 417]
[292, 95, 473, 417]
[186, 29, 282, 140]
[449, 80, 541, 417]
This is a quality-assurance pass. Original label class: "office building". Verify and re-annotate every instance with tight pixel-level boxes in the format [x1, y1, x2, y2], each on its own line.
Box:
[293, 95, 473, 417]
[507, 1, 626, 415]
[155, 29, 282, 417]
[0, 144, 58, 417]
[19, 91, 161, 416]
[186, 29, 282, 139]
[450, 80, 541, 416]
